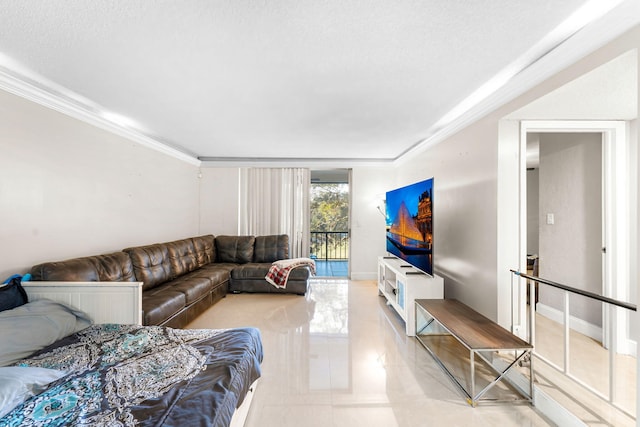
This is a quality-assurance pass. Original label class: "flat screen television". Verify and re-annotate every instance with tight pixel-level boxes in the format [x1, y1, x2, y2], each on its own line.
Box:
[385, 178, 433, 276]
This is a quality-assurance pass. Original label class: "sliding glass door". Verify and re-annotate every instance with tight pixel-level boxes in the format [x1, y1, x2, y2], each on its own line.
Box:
[310, 170, 350, 277]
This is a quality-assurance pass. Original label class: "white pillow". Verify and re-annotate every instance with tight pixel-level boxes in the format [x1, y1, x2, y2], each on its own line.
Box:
[0, 299, 92, 366]
[0, 366, 67, 418]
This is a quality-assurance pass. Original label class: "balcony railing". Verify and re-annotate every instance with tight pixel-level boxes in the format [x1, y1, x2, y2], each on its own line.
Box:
[310, 231, 348, 261]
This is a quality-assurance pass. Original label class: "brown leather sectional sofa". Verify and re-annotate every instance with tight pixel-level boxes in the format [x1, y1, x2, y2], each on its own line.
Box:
[30, 234, 310, 328]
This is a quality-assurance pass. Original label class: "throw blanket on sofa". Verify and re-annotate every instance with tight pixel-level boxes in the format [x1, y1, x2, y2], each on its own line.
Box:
[265, 258, 316, 289]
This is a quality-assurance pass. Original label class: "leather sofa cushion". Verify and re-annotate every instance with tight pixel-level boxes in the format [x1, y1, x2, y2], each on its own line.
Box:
[166, 238, 198, 277]
[31, 252, 136, 282]
[191, 263, 234, 285]
[124, 244, 172, 290]
[165, 274, 213, 305]
[192, 235, 215, 267]
[253, 235, 289, 262]
[230, 263, 271, 280]
[215, 236, 255, 264]
[232, 263, 310, 280]
[141, 290, 186, 326]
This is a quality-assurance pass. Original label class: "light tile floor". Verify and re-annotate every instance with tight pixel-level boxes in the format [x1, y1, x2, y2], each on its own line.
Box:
[187, 279, 552, 426]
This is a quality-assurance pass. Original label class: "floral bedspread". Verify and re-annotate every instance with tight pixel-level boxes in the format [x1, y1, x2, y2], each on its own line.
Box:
[1, 324, 263, 427]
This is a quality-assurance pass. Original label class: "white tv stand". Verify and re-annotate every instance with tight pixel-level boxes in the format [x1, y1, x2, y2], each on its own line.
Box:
[377, 256, 443, 336]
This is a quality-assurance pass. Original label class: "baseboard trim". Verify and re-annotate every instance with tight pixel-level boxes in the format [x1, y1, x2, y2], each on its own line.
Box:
[537, 303, 637, 357]
[536, 303, 602, 342]
[350, 272, 377, 281]
[621, 338, 637, 357]
[493, 358, 587, 427]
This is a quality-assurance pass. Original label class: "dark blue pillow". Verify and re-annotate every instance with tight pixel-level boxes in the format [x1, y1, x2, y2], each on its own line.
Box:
[0, 277, 28, 312]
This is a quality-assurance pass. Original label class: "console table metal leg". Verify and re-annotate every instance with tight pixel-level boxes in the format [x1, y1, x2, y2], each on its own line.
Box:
[415, 335, 474, 403]
[473, 350, 531, 404]
[530, 350, 535, 405]
[416, 317, 435, 335]
[470, 351, 476, 406]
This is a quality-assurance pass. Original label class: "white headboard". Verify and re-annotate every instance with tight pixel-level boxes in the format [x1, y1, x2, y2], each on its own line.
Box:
[22, 281, 143, 325]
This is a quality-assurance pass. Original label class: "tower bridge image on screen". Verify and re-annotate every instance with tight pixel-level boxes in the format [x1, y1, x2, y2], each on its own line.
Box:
[385, 178, 433, 276]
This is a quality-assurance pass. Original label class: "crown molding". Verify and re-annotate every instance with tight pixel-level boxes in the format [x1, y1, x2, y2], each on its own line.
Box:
[396, 0, 640, 164]
[0, 66, 201, 166]
[198, 156, 393, 168]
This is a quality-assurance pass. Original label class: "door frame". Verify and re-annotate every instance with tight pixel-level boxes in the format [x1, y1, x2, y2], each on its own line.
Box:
[347, 168, 353, 279]
[518, 120, 630, 354]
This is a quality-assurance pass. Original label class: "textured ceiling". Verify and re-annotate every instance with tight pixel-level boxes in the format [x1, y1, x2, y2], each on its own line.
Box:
[0, 1, 635, 163]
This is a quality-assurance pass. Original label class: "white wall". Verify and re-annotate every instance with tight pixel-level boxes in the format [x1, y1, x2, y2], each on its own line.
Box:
[395, 120, 499, 315]
[349, 166, 392, 280]
[631, 119, 639, 345]
[198, 168, 240, 236]
[538, 133, 603, 327]
[0, 89, 201, 280]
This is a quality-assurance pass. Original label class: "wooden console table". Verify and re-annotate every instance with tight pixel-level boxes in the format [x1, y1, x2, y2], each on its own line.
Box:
[415, 299, 533, 406]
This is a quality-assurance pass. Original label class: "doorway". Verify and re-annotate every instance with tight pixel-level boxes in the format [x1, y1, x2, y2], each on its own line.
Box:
[518, 121, 636, 419]
[526, 131, 604, 341]
[310, 169, 350, 277]
[519, 121, 630, 353]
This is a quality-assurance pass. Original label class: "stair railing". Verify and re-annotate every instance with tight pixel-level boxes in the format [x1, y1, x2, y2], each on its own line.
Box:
[510, 269, 636, 419]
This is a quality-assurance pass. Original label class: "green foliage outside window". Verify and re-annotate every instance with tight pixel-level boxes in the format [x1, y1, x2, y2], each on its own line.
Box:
[310, 183, 349, 260]
[310, 183, 349, 232]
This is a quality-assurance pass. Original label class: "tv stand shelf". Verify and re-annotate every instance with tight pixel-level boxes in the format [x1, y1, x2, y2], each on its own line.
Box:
[377, 256, 443, 336]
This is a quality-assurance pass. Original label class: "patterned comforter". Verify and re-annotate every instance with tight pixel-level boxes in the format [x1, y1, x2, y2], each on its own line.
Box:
[0, 324, 263, 427]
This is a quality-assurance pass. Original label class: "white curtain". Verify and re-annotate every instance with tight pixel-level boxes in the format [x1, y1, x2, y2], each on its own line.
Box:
[238, 168, 310, 258]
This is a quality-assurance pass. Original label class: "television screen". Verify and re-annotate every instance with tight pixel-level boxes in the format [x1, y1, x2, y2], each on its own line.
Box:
[385, 178, 433, 276]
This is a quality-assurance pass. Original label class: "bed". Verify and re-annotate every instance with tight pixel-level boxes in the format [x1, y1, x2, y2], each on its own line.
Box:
[0, 298, 263, 427]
